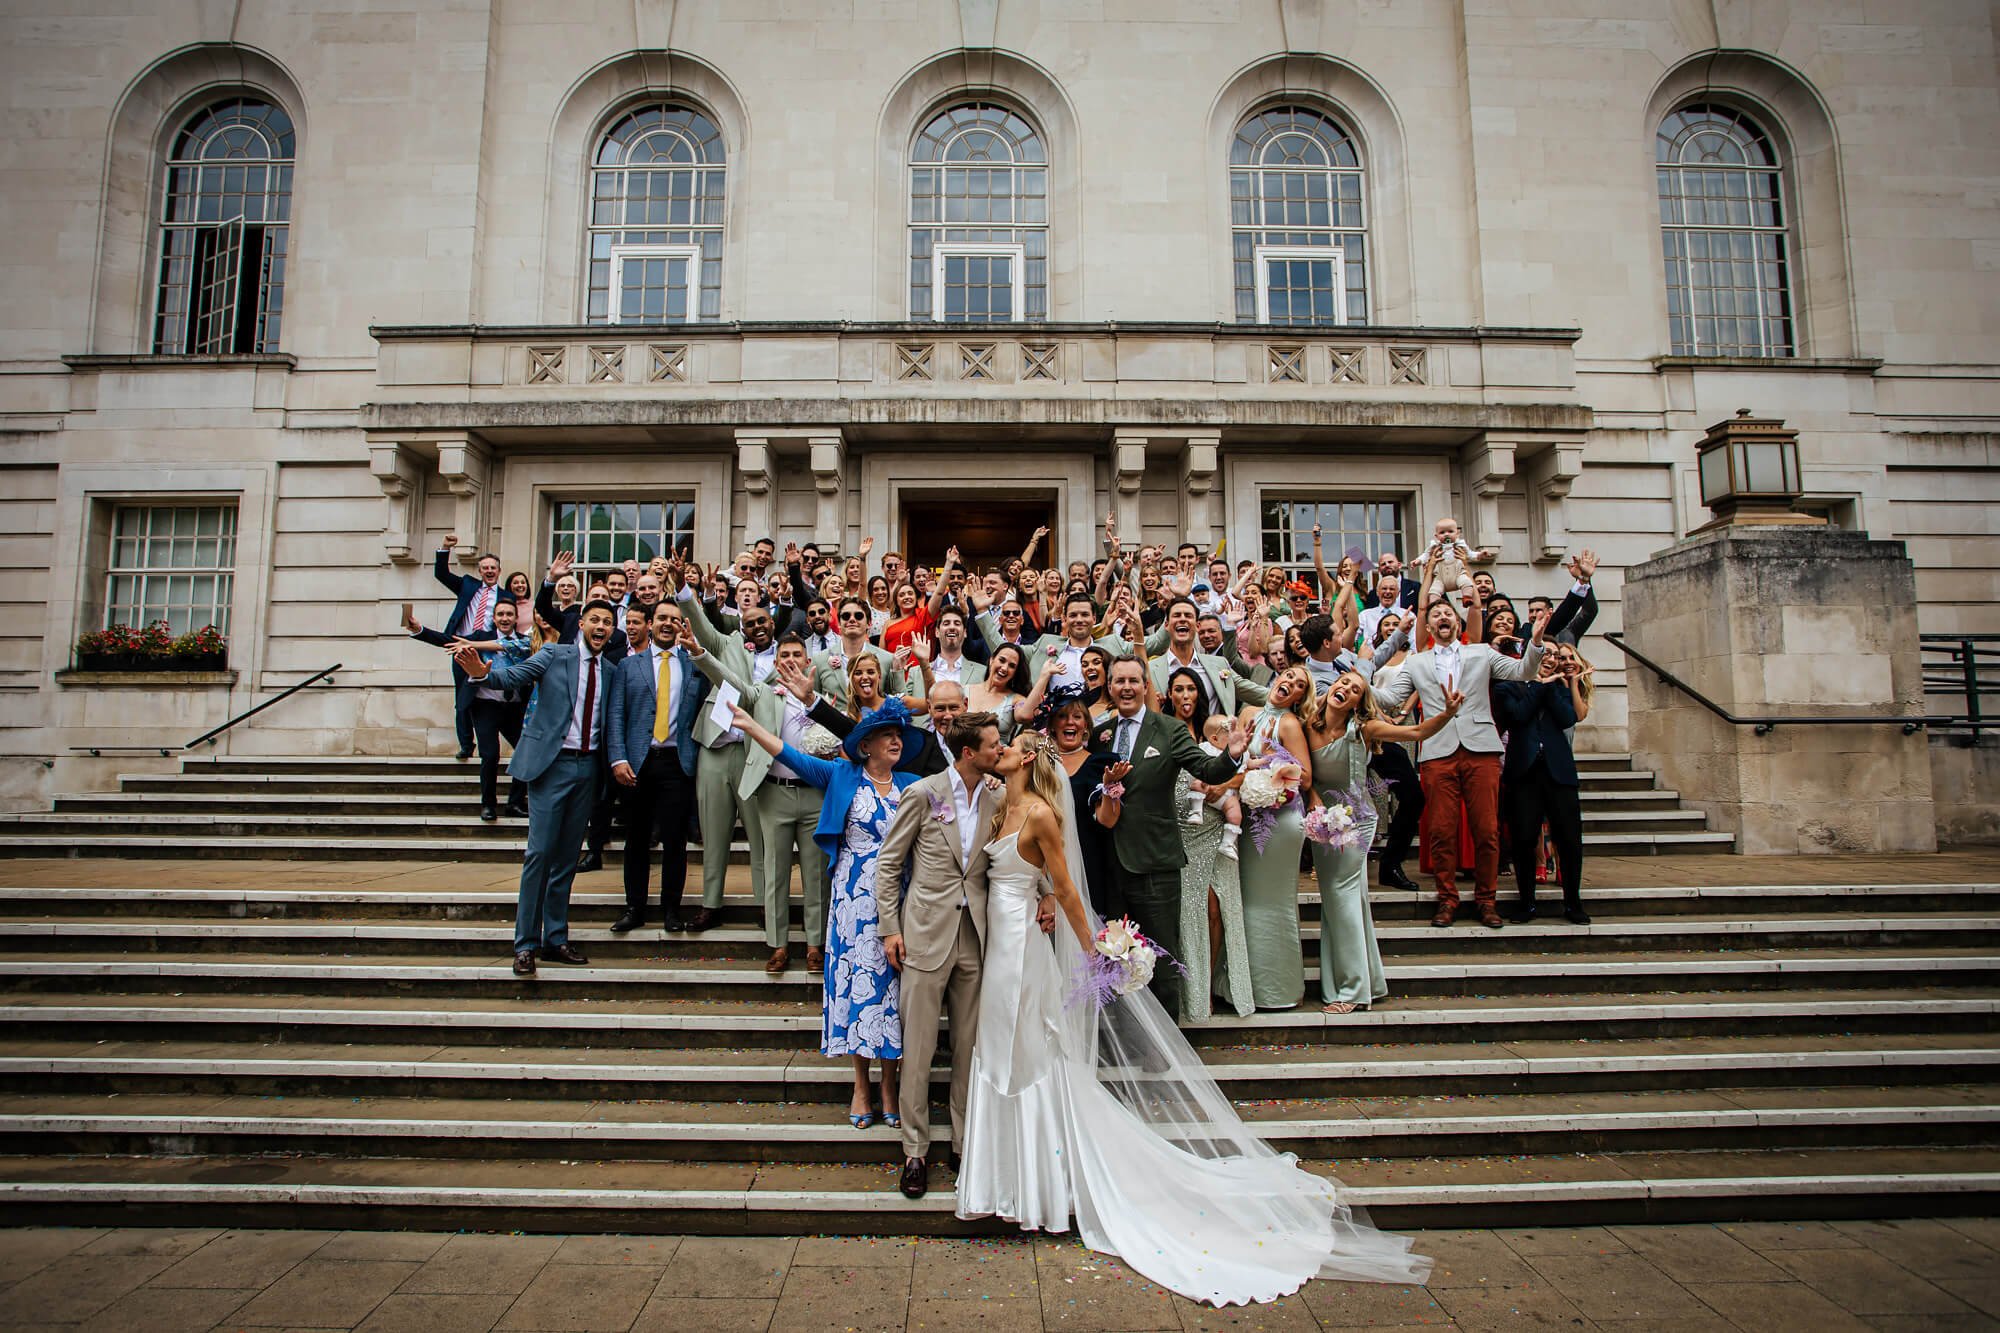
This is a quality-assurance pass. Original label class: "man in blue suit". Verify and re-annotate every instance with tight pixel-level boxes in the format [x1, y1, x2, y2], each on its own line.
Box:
[455, 599, 619, 977]
[437, 534, 509, 759]
[606, 600, 710, 933]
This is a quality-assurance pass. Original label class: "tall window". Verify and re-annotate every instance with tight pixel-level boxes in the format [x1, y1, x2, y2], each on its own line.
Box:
[1231, 106, 1368, 325]
[1657, 104, 1794, 356]
[909, 102, 1047, 321]
[153, 98, 293, 354]
[586, 103, 725, 323]
[1259, 497, 1403, 572]
[106, 504, 237, 635]
[548, 499, 696, 585]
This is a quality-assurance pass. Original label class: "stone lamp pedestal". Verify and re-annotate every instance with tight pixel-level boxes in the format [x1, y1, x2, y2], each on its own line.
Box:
[1622, 525, 1937, 854]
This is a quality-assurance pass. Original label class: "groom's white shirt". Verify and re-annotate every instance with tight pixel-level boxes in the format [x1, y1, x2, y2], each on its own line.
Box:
[947, 766, 978, 905]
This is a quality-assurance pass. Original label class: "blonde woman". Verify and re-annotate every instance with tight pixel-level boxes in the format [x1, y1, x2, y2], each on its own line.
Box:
[1303, 671, 1462, 1014]
[1234, 665, 1315, 1010]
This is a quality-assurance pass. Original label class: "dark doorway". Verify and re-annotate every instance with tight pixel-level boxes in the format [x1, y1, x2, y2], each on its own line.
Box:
[900, 498, 1054, 573]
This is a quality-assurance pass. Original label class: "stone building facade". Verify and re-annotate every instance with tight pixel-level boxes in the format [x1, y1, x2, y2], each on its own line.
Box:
[1, 0, 1996, 808]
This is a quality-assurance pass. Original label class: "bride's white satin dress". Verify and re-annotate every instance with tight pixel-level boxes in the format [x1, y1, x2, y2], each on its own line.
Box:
[957, 832, 1430, 1306]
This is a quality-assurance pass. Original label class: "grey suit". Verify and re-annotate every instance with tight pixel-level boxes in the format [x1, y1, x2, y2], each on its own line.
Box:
[483, 643, 612, 954]
[1370, 640, 1544, 763]
[875, 768, 995, 1161]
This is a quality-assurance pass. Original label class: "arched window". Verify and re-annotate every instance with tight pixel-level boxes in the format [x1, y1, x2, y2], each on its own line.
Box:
[1656, 103, 1794, 356]
[908, 102, 1047, 322]
[586, 103, 725, 324]
[1230, 106, 1367, 325]
[153, 97, 294, 354]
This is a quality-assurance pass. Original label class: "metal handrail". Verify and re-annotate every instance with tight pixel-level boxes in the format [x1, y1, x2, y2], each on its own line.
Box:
[1920, 634, 2000, 734]
[183, 663, 342, 750]
[1603, 634, 1941, 736]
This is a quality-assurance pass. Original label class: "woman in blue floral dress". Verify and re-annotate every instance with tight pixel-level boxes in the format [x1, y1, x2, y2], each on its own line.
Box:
[732, 697, 927, 1129]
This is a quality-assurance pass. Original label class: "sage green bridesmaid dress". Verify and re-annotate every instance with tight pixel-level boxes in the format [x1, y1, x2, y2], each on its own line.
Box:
[1310, 718, 1387, 1009]
[1237, 709, 1306, 1009]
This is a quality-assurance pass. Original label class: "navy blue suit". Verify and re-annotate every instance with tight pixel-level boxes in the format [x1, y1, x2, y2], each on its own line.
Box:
[1493, 679, 1583, 913]
[482, 643, 613, 952]
[436, 548, 509, 752]
[604, 642, 710, 920]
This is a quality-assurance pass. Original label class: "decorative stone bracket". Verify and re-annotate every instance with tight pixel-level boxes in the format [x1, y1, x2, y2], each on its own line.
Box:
[1111, 436, 1148, 544]
[369, 442, 426, 565]
[1180, 435, 1221, 552]
[437, 437, 493, 565]
[1523, 441, 1586, 563]
[809, 434, 845, 551]
[1461, 440, 1516, 556]
[735, 435, 775, 549]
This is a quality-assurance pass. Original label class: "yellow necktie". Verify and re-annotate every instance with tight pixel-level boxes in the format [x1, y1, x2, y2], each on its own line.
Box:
[652, 651, 674, 744]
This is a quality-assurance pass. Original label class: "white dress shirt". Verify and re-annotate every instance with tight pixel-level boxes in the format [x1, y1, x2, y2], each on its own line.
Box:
[945, 765, 980, 866]
[563, 648, 607, 751]
[770, 690, 813, 781]
[1161, 646, 1217, 710]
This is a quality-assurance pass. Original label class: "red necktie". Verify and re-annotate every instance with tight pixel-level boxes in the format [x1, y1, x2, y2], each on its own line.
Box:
[580, 655, 598, 753]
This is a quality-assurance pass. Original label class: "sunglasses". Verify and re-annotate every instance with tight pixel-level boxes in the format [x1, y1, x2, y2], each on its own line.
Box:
[839, 610, 868, 621]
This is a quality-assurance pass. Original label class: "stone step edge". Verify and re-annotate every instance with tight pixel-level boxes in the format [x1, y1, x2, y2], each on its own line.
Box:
[6, 1049, 1996, 1085]
[7, 1105, 1996, 1144]
[0, 1172, 1992, 1216]
[7, 996, 1988, 1036]
[4, 955, 1991, 985]
[8, 917, 1990, 945]
[7, 882, 1989, 906]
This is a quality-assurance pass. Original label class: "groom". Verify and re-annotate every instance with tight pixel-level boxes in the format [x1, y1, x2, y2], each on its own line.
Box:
[876, 710, 1048, 1199]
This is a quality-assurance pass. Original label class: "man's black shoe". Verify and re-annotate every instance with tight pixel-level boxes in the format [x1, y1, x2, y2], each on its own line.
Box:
[899, 1157, 928, 1199]
[1505, 903, 1537, 923]
[479, 805, 498, 822]
[512, 950, 537, 977]
[576, 850, 603, 873]
[683, 907, 718, 932]
[948, 1150, 963, 1175]
[455, 749, 473, 761]
[611, 910, 643, 934]
[504, 799, 529, 818]
[661, 915, 688, 934]
[1379, 862, 1418, 892]
[1564, 907, 1593, 925]
[540, 944, 590, 965]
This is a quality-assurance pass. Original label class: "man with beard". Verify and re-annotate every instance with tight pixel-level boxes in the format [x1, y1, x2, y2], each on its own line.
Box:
[1145, 597, 1268, 716]
[455, 600, 619, 976]
[799, 597, 837, 657]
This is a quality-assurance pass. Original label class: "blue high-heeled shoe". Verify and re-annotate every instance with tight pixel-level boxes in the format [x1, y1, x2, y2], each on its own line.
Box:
[881, 1110, 901, 1129]
[849, 1108, 877, 1130]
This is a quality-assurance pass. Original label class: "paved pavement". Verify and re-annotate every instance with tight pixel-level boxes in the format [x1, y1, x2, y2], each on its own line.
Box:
[0, 1219, 1996, 1331]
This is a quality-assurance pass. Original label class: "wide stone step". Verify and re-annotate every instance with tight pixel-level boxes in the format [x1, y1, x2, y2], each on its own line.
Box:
[5, 913, 1994, 959]
[5, 881, 1990, 923]
[5, 947, 1990, 1000]
[61, 788, 1692, 815]
[0, 1145, 1995, 1233]
[0, 828, 1738, 860]
[3, 1035, 1995, 1100]
[2, 1084, 1991, 1162]
[0, 990, 1990, 1051]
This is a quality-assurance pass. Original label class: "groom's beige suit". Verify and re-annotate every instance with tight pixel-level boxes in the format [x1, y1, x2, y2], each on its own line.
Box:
[875, 766, 994, 1162]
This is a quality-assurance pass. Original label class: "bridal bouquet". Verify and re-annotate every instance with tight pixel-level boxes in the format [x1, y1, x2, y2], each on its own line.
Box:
[1238, 746, 1305, 852]
[1070, 916, 1167, 1009]
[1303, 800, 1366, 852]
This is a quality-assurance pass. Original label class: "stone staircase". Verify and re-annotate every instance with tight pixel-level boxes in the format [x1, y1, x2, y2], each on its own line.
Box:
[0, 860, 1995, 1234]
[0, 750, 1734, 860]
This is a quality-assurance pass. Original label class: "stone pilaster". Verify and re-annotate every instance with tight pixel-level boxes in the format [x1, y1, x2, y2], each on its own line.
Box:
[1523, 440, 1584, 563]
[1461, 440, 1515, 555]
[808, 432, 845, 551]
[734, 433, 776, 550]
[1179, 434, 1220, 552]
[1111, 434, 1147, 546]
[1623, 526, 1937, 854]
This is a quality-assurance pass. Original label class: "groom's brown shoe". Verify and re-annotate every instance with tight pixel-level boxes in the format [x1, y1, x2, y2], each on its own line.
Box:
[899, 1157, 928, 1199]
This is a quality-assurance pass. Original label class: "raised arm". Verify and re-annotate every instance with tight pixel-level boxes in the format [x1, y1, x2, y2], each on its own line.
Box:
[1019, 524, 1048, 570]
[926, 547, 959, 621]
[1364, 688, 1464, 749]
[433, 537, 467, 596]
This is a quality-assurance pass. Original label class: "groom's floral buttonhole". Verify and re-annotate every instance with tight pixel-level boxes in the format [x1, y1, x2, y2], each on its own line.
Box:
[927, 794, 954, 824]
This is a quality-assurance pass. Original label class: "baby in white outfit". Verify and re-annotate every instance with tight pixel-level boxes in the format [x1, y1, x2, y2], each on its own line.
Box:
[1419, 516, 1492, 608]
[1189, 714, 1245, 859]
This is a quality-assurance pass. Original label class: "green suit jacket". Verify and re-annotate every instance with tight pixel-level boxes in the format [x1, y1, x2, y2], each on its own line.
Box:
[811, 642, 905, 710]
[1091, 708, 1236, 875]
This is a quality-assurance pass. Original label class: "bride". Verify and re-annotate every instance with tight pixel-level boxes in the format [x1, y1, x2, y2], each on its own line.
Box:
[958, 730, 1432, 1306]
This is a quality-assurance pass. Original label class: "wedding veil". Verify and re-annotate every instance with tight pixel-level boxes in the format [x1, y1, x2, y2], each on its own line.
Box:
[1045, 776, 1433, 1289]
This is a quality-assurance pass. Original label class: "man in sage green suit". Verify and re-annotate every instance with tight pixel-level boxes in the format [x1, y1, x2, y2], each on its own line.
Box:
[1092, 658, 1244, 1016]
[684, 627, 828, 972]
[676, 588, 769, 928]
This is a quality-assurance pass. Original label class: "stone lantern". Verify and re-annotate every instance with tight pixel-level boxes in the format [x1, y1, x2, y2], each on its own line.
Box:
[1691, 409, 1824, 533]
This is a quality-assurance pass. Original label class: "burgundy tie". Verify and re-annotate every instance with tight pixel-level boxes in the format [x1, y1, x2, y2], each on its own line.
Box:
[580, 655, 598, 753]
